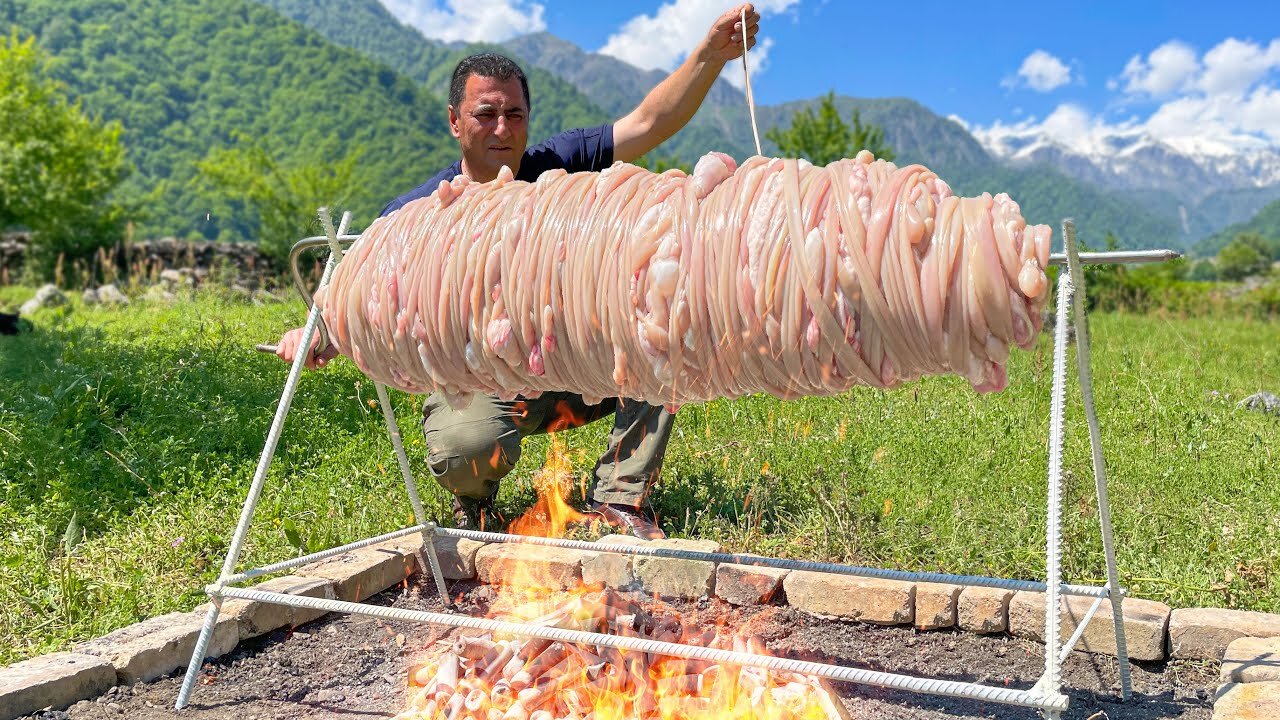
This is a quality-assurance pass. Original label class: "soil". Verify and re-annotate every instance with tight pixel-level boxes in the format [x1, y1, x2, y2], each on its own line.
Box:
[27, 580, 1217, 720]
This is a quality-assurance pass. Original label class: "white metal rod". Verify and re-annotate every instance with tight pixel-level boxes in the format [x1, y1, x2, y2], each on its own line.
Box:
[221, 524, 428, 586]
[435, 527, 1112, 598]
[177, 212, 350, 710]
[1058, 595, 1106, 662]
[220, 587, 1071, 712]
[1062, 221, 1134, 700]
[1047, 248, 1178, 266]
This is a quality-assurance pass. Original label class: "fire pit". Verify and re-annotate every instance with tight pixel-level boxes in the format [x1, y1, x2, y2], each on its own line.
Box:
[172, 214, 1180, 720]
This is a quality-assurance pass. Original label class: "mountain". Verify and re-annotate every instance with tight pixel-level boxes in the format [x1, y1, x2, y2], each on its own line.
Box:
[255, 0, 610, 144]
[975, 125, 1280, 246]
[1196, 197, 1280, 257]
[502, 31, 745, 118]
[2, 0, 459, 240]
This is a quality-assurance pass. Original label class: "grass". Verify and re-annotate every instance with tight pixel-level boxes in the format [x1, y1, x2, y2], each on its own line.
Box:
[1, 285, 1277, 665]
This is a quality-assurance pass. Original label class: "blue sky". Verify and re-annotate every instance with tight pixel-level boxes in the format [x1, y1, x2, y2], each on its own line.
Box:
[378, 1, 1280, 152]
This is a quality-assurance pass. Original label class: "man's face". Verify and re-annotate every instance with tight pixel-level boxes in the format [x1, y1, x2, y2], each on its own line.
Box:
[449, 74, 529, 182]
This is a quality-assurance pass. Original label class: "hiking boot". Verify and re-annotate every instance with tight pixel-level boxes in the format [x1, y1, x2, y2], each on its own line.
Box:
[589, 502, 665, 540]
[452, 494, 506, 533]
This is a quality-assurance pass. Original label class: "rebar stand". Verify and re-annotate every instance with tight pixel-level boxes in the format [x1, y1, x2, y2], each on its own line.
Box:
[176, 217, 1168, 716]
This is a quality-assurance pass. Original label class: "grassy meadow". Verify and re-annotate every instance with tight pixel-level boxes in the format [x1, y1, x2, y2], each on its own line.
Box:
[0, 285, 1277, 664]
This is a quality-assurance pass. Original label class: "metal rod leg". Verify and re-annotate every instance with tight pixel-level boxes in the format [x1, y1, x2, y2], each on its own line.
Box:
[373, 381, 450, 607]
[177, 212, 350, 710]
[175, 598, 223, 709]
[1037, 246, 1074, 706]
[1062, 221, 1133, 700]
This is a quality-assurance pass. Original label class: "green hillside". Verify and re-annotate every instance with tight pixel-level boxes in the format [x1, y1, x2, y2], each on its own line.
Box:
[1196, 197, 1280, 256]
[255, 0, 611, 144]
[2, 0, 459, 241]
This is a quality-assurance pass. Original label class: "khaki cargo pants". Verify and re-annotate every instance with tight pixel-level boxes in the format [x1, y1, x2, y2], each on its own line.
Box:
[421, 391, 675, 507]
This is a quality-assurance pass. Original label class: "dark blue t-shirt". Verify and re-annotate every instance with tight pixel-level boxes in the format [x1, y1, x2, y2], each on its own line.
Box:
[380, 124, 614, 217]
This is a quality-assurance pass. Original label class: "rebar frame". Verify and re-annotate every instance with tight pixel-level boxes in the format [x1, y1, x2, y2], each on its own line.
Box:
[175, 215, 1168, 716]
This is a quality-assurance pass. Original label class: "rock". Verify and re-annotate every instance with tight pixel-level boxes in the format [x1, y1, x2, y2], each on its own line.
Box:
[1221, 636, 1280, 683]
[159, 269, 191, 287]
[915, 583, 962, 630]
[0, 653, 116, 717]
[957, 587, 1013, 634]
[19, 284, 67, 315]
[1239, 392, 1280, 417]
[1010, 592, 1170, 661]
[203, 575, 337, 640]
[76, 611, 239, 684]
[715, 562, 789, 606]
[82, 288, 100, 305]
[96, 284, 129, 305]
[296, 544, 415, 603]
[582, 535, 645, 590]
[633, 539, 720, 601]
[474, 544, 591, 590]
[314, 689, 346, 703]
[142, 285, 176, 303]
[783, 572, 914, 625]
[1171, 608, 1280, 660]
[1213, 682, 1280, 719]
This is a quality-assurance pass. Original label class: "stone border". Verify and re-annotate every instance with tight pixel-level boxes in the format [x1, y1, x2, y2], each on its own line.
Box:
[4, 533, 1279, 719]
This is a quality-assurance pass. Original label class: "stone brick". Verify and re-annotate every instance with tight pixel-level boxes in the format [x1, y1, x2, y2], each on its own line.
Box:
[77, 611, 239, 684]
[296, 544, 416, 602]
[914, 583, 961, 630]
[633, 539, 720, 601]
[957, 587, 1013, 634]
[204, 575, 337, 640]
[715, 562, 789, 606]
[582, 535, 646, 590]
[475, 544, 592, 590]
[424, 536, 486, 580]
[1213, 682, 1280, 720]
[1171, 608, 1280, 660]
[1221, 636, 1280, 684]
[0, 653, 115, 717]
[1009, 591, 1170, 661]
[783, 572, 914, 625]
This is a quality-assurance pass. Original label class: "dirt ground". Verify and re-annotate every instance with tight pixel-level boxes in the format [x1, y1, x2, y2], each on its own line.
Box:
[27, 579, 1218, 720]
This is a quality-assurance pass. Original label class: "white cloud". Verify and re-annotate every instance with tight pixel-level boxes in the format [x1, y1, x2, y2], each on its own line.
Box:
[1198, 37, 1280, 96]
[598, 0, 798, 77]
[1003, 50, 1072, 92]
[974, 37, 1280, 157]
[1119, 40, 1199, 96]
[379, 0, 546, 44]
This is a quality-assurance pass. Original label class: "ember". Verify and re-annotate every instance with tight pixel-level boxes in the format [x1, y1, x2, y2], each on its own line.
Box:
[398, 587, 847, 720]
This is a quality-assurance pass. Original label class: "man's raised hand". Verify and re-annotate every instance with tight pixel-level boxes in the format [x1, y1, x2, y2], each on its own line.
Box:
[700, 3, 761, 65]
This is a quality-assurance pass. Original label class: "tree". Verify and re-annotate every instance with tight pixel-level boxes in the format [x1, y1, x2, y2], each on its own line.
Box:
[0, 30, 128, 267]
[766, 92, 894, 166]
[198, 136, 362, 262]
[1217, 235, 1269, 281]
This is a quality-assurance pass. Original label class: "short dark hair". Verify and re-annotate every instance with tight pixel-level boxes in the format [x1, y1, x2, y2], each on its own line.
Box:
[449, 53, 531, 111]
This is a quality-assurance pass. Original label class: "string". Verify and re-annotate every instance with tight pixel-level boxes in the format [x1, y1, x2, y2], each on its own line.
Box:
[740, 7, 763, 156]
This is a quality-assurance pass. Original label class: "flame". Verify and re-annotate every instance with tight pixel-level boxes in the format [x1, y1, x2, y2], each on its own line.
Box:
[397, 404, 839, 719]
[505, 432, 592, 538]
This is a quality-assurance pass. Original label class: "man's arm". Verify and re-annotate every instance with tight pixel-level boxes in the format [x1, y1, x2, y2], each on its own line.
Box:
[612, 3, 760, 163]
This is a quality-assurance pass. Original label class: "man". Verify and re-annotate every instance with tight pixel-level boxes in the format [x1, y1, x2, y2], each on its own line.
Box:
[277, 4, 760, 539]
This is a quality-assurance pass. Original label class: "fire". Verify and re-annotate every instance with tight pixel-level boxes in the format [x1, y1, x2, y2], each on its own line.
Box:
[398, 584, 843, 720]
[505, 433, 592, 538]
[398, 423, 844, 719]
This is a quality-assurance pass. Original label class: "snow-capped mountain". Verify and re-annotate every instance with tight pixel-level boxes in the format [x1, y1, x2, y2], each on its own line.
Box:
[973, 126, 1280, 203]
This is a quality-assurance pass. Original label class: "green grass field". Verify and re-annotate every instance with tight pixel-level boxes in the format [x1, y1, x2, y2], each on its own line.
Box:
[1, 285, 1277, 665]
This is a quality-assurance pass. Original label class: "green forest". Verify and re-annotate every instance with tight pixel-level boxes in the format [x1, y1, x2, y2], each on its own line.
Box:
[2, 0, 462, 244]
